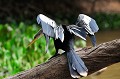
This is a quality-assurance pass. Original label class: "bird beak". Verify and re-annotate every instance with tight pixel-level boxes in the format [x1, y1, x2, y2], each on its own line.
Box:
[89, 35, 96, 47]
[27, 29, 43, 48]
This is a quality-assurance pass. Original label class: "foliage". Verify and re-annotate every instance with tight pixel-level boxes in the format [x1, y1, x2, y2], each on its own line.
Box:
[0, 22, 85, 79]
[93, 13, 120, 30]
[0, 13, 120, 79]
[0, 23, 55, 79]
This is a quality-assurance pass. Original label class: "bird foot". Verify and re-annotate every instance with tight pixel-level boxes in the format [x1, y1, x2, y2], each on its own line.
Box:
[49, 54, 59, 60]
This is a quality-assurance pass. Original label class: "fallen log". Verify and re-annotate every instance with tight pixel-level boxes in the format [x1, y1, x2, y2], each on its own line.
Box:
[5, 39, 120, 79]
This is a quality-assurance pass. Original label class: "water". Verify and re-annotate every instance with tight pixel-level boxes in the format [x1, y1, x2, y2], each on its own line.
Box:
[82, 63, 120, 79]
[83, 30, 120, 79]
[86, 30, 120, 46]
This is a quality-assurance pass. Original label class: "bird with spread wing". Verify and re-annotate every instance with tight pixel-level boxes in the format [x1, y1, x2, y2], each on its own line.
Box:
[28, 14, 99, 78]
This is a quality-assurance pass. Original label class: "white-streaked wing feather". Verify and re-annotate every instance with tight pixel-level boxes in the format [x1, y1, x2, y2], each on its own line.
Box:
[54, 27, 59, 39]
[58, 25, 64, 42]
[44, 34, 50, 53]
[37, 14, 65, 42]
[67, 25, 86, 40]
[77, 14, 99, 35]
[37, 14, 57, 37]
[37, 14, 57, 28]
[89, 19, 99, 33]
[36, 14, 59, 53]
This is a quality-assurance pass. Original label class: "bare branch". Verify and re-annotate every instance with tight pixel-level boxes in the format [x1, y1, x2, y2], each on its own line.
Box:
[5, 39, 120, 79]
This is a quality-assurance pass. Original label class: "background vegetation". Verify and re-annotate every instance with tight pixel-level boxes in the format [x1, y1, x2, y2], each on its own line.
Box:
[0, 0, 120, 79]
[0, 23, 55, 78]
[0, 13, 120, 79]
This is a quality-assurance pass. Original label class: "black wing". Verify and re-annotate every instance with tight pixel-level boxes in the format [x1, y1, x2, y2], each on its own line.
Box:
[37, 14, 64, 52]
[76, 14, 99, 46]
[76, 14, 99, 35]
[67, 25, 87, 40]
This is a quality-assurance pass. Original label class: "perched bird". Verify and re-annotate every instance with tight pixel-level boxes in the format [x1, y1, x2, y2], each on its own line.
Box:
[28, 14, 99, 78]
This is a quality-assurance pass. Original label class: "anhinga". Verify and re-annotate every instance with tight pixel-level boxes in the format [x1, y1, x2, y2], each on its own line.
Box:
[28, 14, 99, 78]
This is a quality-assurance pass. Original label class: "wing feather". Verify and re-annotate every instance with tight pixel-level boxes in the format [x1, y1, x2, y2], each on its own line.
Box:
[37, 14, 57, 37]
[37, 14, 65, 42]
[44, 34, 50, 53]
[67, 25, 86, 40]
[58, 25, 64, 42]
[76, 14, 99, 35]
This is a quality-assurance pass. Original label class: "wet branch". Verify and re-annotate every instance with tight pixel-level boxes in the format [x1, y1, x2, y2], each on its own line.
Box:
[5, 39, 120, 79]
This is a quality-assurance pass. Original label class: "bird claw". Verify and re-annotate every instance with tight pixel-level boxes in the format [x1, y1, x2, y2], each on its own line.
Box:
[49, 53, 60, 60]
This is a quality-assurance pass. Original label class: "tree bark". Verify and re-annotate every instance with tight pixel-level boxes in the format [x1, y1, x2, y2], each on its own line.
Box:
[5, 39, 120, 79]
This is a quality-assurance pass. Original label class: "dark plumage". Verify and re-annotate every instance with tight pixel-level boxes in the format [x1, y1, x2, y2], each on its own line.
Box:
[28, 14, 99, 78]
[54, 25, 74, 53]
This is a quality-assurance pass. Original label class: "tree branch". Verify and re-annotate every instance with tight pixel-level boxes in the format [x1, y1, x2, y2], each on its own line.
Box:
[5, 39, 120, 79]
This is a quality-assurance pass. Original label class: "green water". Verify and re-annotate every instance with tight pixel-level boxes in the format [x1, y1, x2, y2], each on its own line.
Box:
[83, 30, 120, 79]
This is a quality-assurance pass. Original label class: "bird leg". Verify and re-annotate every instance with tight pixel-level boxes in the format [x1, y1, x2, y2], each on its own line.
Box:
[49, 48, 60, 59]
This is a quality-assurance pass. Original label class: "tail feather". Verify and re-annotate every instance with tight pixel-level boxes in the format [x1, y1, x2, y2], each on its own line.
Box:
[72, 50, 88, 71]
[67, 51, 78, 78]
[67, 49, 88, 78]
[68, 58, 80, 78]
